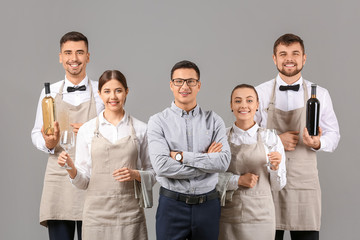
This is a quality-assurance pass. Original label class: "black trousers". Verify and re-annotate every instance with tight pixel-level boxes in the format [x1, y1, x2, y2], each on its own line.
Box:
[47, 220, 82, 240]
[275, 230, 319, 240]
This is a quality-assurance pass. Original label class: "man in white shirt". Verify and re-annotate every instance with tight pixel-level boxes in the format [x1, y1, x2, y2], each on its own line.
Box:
[31, 31, 104, 240]
[255, 33, 340, 240]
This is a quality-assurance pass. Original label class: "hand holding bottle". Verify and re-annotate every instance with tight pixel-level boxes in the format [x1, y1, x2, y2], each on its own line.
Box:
[303, 127, 322, 150]
[41, 121, 60, 150]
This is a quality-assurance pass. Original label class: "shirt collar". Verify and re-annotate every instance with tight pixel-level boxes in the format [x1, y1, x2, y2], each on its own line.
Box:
[276, 74, 303, 86]
[170, 101, 200, 117]
[99, 109, 128, 127]
[64, 75, 89, 89]
[232, 122, 259, 137]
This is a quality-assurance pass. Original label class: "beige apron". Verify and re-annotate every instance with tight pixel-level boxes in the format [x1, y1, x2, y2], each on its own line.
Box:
[40, 80, 97, 227]
[267, 80, 321, 231]
[82, 116, 148, 240]
[219, 128, 275, 240]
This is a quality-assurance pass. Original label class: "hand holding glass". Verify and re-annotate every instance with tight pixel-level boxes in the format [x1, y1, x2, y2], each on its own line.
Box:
[262, 129, 278, 168]
[59, 130, 74, 170]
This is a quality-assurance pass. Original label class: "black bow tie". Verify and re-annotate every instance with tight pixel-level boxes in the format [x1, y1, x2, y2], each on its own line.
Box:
[67, 85, 86, 92]
[279, 84, 300, 91]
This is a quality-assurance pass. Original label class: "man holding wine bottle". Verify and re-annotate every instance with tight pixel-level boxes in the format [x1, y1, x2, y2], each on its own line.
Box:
[255, 33, 340, 240]
[31, 31, 104, 240]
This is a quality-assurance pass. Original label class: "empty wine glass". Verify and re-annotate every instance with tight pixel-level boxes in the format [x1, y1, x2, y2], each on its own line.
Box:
[261, 129, 278, 168]
[59, 130, 74, 170]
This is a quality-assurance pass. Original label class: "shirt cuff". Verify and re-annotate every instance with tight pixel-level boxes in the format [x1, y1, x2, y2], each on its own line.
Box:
[317, 137, 326, 151]
[227, 175, 240, 191]
[69, 171, 80, 184]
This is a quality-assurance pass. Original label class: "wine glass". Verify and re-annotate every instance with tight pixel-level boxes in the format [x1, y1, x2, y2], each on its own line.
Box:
[59, 130, 74, 170]
[261, 129, 278, 168]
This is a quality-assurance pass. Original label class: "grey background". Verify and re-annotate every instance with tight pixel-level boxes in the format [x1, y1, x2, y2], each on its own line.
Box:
[0, 0, 358, 239]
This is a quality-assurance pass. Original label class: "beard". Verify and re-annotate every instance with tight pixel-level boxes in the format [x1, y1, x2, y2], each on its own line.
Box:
[277, 65, 303, 77]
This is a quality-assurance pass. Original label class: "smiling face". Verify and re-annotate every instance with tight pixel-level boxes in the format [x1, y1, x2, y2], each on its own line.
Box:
[231, 87, 259, 129]
[170, 68, 201, 112]
[273, 42, 306, 84]
[59, 40, 89, 84]
[99, 79, 128, 113]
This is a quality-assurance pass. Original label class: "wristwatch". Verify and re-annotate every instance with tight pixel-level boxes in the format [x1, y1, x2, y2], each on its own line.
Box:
[175, 152, 183, 162]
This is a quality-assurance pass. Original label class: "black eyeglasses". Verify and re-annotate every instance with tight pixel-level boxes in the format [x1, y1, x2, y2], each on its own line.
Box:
[172, 78, 199, 87]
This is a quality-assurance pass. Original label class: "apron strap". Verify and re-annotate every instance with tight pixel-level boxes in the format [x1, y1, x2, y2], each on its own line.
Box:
[58, 80, 65, 96]
[128, 115, 138, 142]
[266, 79, 277, 113]
[227, 127, 234, 143]
[94, 116, 100, 137]
[257, 128, 264, 142]
[302, 80, 309, 104]
[86, 79, 96, 120]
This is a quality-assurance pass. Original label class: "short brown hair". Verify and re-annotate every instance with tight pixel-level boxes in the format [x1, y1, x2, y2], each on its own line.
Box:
[98, 70, 128, 92]
[273, 33, 305, 55]
[60, 31, 88, 51]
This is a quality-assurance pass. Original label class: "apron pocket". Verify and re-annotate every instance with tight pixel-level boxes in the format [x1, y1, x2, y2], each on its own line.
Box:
[83, 194, 119, 226]
[241, 194, 273, 223]
[286, 158, 318, 190]
[84, 193, 144, 226]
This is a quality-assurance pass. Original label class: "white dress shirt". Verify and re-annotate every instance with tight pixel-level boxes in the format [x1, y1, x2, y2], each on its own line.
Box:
[255, 75, 340, 152]
[71, 110, 155, 190]
[31, 76, 104, 153]
[226, 123, 287, 191]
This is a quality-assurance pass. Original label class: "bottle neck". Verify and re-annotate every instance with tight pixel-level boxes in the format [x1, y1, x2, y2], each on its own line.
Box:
[44, 83, 51, 96]
[311, 85, 317, 98]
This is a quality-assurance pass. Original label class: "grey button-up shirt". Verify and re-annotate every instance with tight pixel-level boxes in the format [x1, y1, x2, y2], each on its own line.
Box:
[147, 102, 231, 195]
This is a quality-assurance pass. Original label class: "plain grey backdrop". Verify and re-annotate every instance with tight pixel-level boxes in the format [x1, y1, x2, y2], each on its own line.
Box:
[1, 0, 359, 239]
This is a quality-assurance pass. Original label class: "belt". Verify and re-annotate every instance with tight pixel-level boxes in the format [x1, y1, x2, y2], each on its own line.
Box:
[160, 187, 219, 205]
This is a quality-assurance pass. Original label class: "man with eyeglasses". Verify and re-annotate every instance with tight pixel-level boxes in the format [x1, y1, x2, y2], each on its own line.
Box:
[147, 60, 231, 240]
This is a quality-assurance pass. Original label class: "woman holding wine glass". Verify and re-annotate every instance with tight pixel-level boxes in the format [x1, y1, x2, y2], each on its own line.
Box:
[218, 84, 286, 240]
[58, 70, 155, 240]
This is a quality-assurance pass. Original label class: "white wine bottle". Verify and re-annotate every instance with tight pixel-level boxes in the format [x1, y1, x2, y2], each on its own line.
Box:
[306, 84, 320, 136]
[42, 83, 55, 135]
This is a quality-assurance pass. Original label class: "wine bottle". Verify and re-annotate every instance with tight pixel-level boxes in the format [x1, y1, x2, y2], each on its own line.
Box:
[42, 83, 55, 135]
[306, 84, 320, 136]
